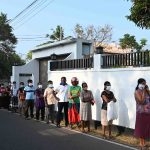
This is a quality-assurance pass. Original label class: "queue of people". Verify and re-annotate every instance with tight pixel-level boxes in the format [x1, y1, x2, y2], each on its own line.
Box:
[0, 78, 124, 135]
[1, 77, 150, 149]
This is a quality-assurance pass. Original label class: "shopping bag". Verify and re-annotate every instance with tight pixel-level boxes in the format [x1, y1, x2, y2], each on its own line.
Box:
[107, 101, 118, 121]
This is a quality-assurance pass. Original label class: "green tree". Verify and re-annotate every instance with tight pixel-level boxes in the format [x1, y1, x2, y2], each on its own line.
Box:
[0, 52, 25, 79]
[73, 24, 112, 45]
[0, 13, 17, 54]
[26, 51, 32, 62]
[119, 34, 147, 52]
[46, 25, 64, 41]
[126, 0, 150, 29]
[0, 12, 22, 80]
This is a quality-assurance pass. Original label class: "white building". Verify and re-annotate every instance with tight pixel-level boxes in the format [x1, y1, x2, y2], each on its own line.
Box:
[11, 37, 150, 129]
[11, 38, 93, 88]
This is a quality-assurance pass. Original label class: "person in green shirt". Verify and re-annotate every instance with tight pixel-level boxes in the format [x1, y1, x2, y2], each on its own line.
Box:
[68, 77, 81, 129]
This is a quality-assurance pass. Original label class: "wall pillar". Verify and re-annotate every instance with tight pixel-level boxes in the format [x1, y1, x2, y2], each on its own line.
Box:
[93, 54, 102, 70]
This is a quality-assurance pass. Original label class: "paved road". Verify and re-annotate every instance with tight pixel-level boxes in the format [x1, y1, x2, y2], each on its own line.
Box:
[0, 109, 136, 150]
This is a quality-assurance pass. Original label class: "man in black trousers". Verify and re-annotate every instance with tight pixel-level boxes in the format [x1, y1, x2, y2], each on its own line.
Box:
[55, 77, 70, 127]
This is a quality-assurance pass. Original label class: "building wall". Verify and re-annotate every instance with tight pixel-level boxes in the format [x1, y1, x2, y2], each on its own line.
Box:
[32, 43, 77, 59]
[39, 59, 48, 88]
[47, 62, 150, 129]
[32, 38, 93, 60]
[11, 59, 39, 88]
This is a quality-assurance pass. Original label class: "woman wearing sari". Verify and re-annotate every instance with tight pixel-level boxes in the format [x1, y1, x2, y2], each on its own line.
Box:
[68, 77, 81, 129]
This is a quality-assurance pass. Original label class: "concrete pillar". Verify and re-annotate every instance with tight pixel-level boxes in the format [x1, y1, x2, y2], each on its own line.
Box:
[93, 54, 102, 70]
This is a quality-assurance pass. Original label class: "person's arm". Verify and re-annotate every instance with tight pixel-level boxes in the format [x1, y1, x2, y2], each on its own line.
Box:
[112, 92, 117, 102]
[23, 87, 26, 98]
[134, 90, 145, 104]
[102, 94, 110, 103]
[52, 90, 59, 101]
[90, 91, 95, 105]
[80, 91, 85, 102]
[44, 89, 48, 107]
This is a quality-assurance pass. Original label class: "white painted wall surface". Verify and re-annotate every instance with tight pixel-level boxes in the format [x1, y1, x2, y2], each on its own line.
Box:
[11, 59, 39, 88]
[32, 43, 77, 59]
[47, 67, 150, 129]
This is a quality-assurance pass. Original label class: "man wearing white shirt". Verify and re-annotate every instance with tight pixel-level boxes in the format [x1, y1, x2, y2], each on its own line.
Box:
[11, 81, 18, 112]
[55, 77, 69, 127]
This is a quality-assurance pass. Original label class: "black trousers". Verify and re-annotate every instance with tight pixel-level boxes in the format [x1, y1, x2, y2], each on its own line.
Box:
[46, 104, 55, 123]
[57, 102, 69, 126]
[36, 107, 45, 120]
[24, 100, 34, 118]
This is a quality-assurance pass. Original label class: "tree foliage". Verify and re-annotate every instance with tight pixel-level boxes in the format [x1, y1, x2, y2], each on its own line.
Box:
[126, 0, 150, 29]
[46, 25, 64, 41]
[0, 12, 25, 79]
[26, 51, 32, 62]
[73, 24, 112, 45]
[0, 13, 17, 54]
[119, 34, 147, 52]
[0, 52, 25, 79]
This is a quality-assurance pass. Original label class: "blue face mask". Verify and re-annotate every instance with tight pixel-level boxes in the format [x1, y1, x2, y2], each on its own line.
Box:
[60, 81, 66, 86]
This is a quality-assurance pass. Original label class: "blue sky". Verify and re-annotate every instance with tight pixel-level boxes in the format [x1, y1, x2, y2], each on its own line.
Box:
[1, 0, 150, 57]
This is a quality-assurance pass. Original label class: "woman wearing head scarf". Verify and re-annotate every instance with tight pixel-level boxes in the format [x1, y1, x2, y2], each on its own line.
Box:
[68, 77, 81, 129]
[134, 78, 150, 149]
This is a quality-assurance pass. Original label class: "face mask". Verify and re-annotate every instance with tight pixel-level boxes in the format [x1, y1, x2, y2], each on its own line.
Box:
[20, 85, 24, 88]
[106, 86, 111, 91]
[138, 84, 145, 90]
[38, 85, 42, 88]
[29, 83, 33, 86]
[48, 84, 53, 88]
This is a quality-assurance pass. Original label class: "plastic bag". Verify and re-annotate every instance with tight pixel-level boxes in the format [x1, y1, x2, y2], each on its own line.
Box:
[107, 101, 118, 121]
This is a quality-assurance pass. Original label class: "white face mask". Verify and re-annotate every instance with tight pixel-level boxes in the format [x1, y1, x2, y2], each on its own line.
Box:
[138, 84, 145, 90]
[38, 85, 42, 88]
[28, 83, 33, 86]
[48, 84, 53, 88]
[106, 86, 111, 91]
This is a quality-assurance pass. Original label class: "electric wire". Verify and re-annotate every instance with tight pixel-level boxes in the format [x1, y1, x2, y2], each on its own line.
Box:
[11, 0, 48, 26]
[9, 0, 40, 23]
[12, 0, 55, 30]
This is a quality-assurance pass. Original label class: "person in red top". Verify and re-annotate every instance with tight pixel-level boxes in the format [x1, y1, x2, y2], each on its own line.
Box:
[0, 83, 6, 96]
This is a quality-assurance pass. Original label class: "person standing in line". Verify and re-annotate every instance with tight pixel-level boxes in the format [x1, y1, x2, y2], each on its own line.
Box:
[18, 82, 25, 115]
[68, 77, 81, 129]
[55, 77, 70, 127]
[44, 80, 58, 124]
[35, 82, 45, 121]
[0, 84, 7, 109]
[134, 78, 150, 149]
[11, 81, 18, 112]
[24, 79, 35, 119]
[80, 82, 94, 132]
[101, 81, 117, 139]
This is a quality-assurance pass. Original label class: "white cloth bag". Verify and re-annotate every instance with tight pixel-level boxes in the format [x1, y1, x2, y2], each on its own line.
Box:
[107, 101, 118, 121]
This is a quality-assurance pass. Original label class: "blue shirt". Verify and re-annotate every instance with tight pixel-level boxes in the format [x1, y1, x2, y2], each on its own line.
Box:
[24, 86, 35, 100]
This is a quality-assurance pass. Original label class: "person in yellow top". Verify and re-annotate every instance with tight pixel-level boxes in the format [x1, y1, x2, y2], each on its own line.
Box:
[44, 80, 59, 124]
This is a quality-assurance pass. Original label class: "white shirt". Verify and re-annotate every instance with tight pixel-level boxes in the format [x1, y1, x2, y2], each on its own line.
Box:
[55, 84, 70, 102]
[11, 86, 18, 96]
